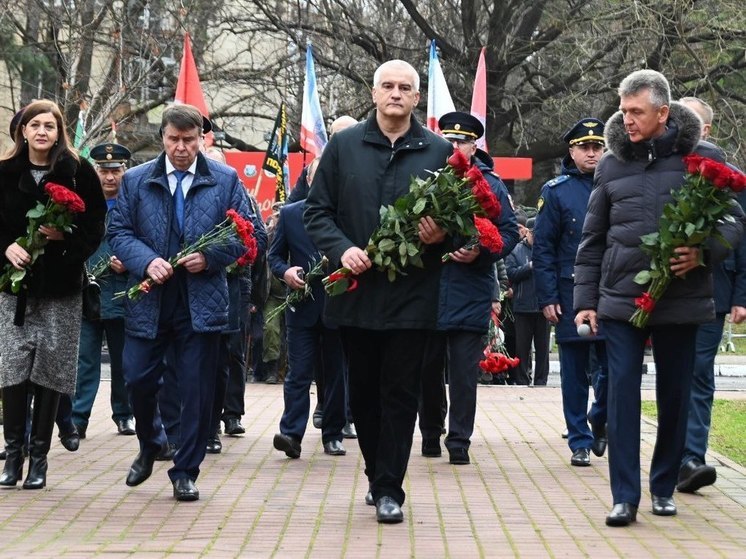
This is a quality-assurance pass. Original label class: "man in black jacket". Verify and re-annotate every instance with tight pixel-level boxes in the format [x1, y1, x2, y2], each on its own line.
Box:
[573, 70, 743, 527]
[304, 59, 452, 524]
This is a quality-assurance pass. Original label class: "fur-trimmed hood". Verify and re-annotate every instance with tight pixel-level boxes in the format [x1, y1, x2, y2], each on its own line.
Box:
[604, 101, 703, 162]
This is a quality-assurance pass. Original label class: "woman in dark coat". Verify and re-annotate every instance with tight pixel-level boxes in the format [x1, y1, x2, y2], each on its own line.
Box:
[0, 100, 106, 490]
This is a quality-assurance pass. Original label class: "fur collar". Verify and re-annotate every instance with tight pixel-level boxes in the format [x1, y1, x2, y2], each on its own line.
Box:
[604, 101, 703, 162]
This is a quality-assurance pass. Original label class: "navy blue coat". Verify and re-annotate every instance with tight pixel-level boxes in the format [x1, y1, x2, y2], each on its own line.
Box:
[108, 152, 266, 339]
[533, 158, 596, 342]
[87, 202, 127, 320]
[435, 154, 518, 332]
[505, 240, 540, 313]
[268, 200, 327, 328]
[713, 192, 746, 313]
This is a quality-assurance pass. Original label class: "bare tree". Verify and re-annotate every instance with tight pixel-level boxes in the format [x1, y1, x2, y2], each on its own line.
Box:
[1, 0, 742, 202]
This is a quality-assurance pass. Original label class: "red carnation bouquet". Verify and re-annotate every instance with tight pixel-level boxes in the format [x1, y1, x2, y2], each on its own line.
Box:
[630, 155, 746, 328]
[479, 311, 519, 381]
[324, 148, 504, 296]
[0, 182, 86, 293]
[119, 209, 258, 300]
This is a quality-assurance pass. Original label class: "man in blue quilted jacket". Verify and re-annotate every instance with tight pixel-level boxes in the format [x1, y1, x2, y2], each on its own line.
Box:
[108, 104, 265, 502]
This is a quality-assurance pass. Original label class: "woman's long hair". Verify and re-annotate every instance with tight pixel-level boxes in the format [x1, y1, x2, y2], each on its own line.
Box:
[1, 100, 79, 168]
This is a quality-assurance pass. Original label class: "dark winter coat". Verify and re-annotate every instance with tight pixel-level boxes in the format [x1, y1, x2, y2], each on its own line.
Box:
[304, 113, 453, 330]
[0, 153, 106, 300]
[505, 240, 540, 313]
[574, 102, 744, 324]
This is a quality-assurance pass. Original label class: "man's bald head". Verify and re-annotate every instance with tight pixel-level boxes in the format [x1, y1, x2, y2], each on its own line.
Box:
[330, 116, 358, 136]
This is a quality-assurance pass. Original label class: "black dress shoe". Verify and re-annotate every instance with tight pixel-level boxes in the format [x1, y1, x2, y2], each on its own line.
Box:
[312, 409, 323, 429]
[76, 425, 87, 439]
[0, 450, 6, 460]
[116, 418, 136, 436]
[376, 496, 403, 524]
[341, 422, 357, 439]
[605, 503, 638, 527]
[224, 418, 245, 436]
[651, 495, 677, 516]
[273, 433, 301, 458]
[677, 458, 716, 493]
[421, 438, 441, 457]
[206, 435, 222, 454]
[323, 440, 346, 456]
[173, 478, 199, 501]
[155, 442, 177, 461]
[125, 451, 156, 486]
[589, 416, 607, 457]
[365, 487, 375, 506]
[571, 448, 591, 467]
[448, 448, 470, 465]
[59, 429, 80, 452]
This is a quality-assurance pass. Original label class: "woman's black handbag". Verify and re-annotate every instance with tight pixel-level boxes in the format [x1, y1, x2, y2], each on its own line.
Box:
[82, 272, 101, 321]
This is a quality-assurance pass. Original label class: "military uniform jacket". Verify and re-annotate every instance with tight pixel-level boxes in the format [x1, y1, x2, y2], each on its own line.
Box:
[533, 160, 595, 342]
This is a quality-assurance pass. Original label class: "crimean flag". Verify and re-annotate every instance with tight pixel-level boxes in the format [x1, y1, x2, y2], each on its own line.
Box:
[426, 40, 455, 133]
[262, 102, 289, 203]
[471, 47, 488, 151]
[175, 32, 213, 146]
[300, 43, 328, 158]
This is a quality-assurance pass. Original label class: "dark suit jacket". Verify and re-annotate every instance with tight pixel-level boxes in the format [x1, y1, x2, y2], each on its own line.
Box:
[268, 200, 325, 327]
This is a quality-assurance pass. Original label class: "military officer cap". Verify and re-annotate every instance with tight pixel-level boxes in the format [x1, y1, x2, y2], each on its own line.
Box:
[89, 142, 131, 168]
[438, 111, 484, 142]
[562, 117, 605, 146]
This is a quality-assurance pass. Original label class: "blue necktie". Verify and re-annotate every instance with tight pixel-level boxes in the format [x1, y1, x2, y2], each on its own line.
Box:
[172, 170, 188, 231]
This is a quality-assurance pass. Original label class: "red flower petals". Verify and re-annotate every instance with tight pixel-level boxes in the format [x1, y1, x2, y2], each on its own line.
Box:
[45, 182, 86, 213]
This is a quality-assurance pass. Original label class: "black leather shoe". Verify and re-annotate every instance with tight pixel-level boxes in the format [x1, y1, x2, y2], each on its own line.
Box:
[341, 422, 357, 439]
[125, 451, 156, 486]
[273, 433, 301, 458]
[173, 478, 199, 501]
[605, 503, 638, 527]
[448, 448, 470, 465]
[589, 416, 607, 457]
[76, 425, 87, 439]
[116, 418, 136, 436]
[421, 438, 441, 457]
[224, 418, 245, 436]
[312, 409, 323, 429]
[156, 442, 177, 461]
[677, 459, 716, 493]
[323, 440, 346, 456]
[651, 495, 677, 516]
[376, 496, 403, 524]
[0, 450, 6, 460]
[365, 486, 375, 506]
[571, 448, 591, 467]
[59, 429, 80, 452]
[206, 435, 222, 454]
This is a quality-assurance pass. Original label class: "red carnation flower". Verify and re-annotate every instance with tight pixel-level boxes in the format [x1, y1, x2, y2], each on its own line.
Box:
[474, 216, 504, 254]
[447, 149, 470, 177]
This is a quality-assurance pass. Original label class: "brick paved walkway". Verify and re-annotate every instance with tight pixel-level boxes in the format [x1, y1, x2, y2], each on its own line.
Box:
[0, 382, 744, 558]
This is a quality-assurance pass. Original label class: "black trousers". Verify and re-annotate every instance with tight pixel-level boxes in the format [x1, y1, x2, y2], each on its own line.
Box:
[418, 333, 447, 440]
[513, 312, 551, 385]
[340, 327, 429, 506]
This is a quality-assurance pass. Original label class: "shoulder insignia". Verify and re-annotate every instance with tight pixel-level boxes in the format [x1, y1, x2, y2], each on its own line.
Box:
[537, 197, 544, 212]
[545, 175, 570, 188]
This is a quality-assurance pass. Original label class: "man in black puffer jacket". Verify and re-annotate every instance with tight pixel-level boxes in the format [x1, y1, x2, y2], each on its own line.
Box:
[573, 70, 744, 527]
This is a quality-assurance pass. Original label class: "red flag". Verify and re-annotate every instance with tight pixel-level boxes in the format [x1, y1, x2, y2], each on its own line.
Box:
[470, 47, 488, 151]
[175, 32, 213, 146]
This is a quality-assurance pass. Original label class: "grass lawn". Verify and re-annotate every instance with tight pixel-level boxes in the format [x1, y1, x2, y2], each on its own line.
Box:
[641, 400, 746, 467]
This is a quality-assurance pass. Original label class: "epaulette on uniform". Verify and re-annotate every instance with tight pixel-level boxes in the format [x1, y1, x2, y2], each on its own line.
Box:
[545, 175, 570, 188]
